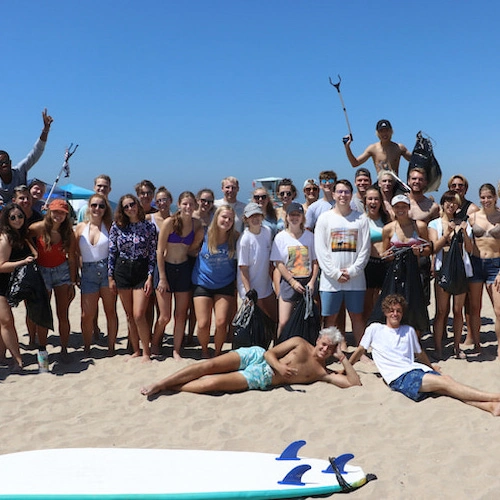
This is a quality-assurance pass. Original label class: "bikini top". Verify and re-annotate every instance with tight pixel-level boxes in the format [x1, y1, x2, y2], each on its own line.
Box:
[167, 221, 195, 246]
[368, 217, 384, 243]
[390, 224, 421, 248]
[472, 223, 500, 239]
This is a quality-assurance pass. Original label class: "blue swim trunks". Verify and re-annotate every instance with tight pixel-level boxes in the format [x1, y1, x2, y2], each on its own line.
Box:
[236, 346, 274, 391]
[389, 368, 440, 401]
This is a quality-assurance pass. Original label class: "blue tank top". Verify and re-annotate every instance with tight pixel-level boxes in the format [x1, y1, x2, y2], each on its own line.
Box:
[192, 238, 236, 289]
[368, 217, 384, 243]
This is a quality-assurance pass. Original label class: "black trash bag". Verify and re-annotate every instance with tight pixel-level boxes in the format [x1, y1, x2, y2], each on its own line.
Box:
[8, 262, 54, 330]
[232, 293, 275, 350]
[368, 248, 430, 333]
[277, 289, 321, 346]
[437, 230, 468, 295]
[407, 131, 442, 192]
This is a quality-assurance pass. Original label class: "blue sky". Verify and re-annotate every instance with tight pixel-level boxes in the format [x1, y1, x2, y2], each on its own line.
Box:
[2, 0, 498, 204]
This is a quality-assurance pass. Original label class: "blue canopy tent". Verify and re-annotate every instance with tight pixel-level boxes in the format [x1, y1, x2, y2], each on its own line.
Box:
[58, 183, 95, 200]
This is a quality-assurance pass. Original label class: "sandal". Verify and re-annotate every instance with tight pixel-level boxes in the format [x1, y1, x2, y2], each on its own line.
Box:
[454, 349, 466, 360]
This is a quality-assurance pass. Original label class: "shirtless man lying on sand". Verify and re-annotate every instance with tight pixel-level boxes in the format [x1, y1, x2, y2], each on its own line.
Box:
[350, 294, 500, 416]
[141, 327, 361, 396]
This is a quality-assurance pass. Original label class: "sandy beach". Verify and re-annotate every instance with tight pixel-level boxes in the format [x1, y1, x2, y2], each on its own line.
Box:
[2, 289, 500, 499]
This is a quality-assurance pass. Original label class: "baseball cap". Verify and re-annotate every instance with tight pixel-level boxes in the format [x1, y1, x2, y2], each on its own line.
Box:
[303, 178, 319, 189]
[286, 202, 304, 215]
[376, 119, 392, 131]
[244, 202, 263, 218]
[355, 168, 371, 179]
[391, 194, 410, 206]
[49, 199, 69, 213]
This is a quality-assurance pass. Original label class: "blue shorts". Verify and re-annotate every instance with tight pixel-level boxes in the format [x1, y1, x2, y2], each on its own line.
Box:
[320, 290, 365, 316]
[80, 259, 109, 294]
[468, 255, 500, 285]
[236, 346, 274, 390]
[39, 261, 72, 291]
[389, 369, 440, 401]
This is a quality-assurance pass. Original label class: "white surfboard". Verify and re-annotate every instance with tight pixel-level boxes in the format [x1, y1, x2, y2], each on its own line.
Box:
[0, 440, 372, 499]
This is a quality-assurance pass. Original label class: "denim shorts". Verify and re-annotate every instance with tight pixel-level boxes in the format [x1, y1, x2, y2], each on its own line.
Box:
[80, 259, 109, 294]
[39, 261, 72, 291]
[389, 368, 440, 401]
[320, 290, 365, 316]
[468, 255, 500, 285]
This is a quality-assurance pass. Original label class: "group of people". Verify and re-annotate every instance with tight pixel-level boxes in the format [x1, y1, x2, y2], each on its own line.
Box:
[2, 113, 500, 416]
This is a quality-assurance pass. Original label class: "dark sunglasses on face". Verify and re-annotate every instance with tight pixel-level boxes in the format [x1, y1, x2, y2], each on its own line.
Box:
[253, 194, 267, 200]
[279, 191, 292, 197]
[123, 201, 137, 210]
[9, 213, 25, 221]
[91, 203, 105, 209]
[199, 198, 214, 204]
[305, 187, 319, 192]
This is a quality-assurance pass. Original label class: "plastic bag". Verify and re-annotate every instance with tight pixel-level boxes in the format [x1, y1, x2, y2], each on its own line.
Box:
[407, 131, 442, 192]
[8, 262, 54, 330]
[232, 293, 275, 350]
[369, 247, 430, 332]
[277, 288, 321, 346]
[437, 230, 468, 295]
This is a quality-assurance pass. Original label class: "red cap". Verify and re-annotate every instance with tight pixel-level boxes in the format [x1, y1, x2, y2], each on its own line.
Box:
[49, 199, 69, 213]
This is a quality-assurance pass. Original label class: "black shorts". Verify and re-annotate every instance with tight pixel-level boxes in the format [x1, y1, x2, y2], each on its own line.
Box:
[193, 281, 235, 298]
[154, 260, 193, 293]
[279, 276, 314, 303]
[114, 258, 149, 290]
[365, 257, 388, 289]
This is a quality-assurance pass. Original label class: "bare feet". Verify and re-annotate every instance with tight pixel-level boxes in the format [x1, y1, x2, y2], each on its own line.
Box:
[140, 383, 160, 396]
[173, 350, 183, 361]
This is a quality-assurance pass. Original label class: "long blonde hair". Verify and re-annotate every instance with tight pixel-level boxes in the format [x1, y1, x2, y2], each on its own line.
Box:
[207, 205, 237, 258]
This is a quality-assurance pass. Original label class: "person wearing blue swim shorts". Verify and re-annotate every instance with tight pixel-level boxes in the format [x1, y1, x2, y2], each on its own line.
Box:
[350, 294, 500, 416]
[140, 327, 361, 397]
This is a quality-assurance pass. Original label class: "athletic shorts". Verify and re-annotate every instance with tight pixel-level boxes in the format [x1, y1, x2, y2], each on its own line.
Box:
[389, 368, 440, 401]
[364, 257, 388, 289]
[192, 281, 235, 298]
[236, 346, 274, 390]
[280, 276, 315, 302]
[155, 260, 193, 293]
[113, 257, 149, 290]
[320, 290, 365, 316]
[80, 259, 109, 294]
[468, 255, 500, 285]
[39, 261, 72, 291]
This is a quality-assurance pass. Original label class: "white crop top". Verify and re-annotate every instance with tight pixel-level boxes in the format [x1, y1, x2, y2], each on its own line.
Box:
[79, 223, 109, 262]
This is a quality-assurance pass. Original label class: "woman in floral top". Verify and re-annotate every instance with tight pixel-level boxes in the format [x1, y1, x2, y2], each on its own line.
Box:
[108, 194, 157, 361]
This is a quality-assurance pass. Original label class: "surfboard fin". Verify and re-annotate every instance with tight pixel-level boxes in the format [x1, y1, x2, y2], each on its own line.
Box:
[321, 453, 354, 474]
[278, 464, 311, 486]
[275, 440, 306, 461]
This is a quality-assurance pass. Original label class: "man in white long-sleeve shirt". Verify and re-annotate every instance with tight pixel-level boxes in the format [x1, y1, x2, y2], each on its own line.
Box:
[314, 179, 371, 345]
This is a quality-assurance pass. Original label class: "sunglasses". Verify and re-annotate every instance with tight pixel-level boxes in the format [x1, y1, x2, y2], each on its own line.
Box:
[90, 203, 106, 209]
[253, 194, 267, 200]
[451, 183, 464, 188]
[199, 198, 214, 204]
[123, 201, 137, 210]
[279, 191, 292, 197]
[9, 213, 25, 221]
[321, 179, 336, 185]
[304, 187, 319, 192]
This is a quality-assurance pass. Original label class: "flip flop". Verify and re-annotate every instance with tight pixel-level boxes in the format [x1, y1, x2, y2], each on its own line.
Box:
[454, 349, 467, 360]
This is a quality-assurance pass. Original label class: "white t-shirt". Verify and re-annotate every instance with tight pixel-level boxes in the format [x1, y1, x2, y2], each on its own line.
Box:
[270, 229, 316, 278]
[360, 322, 433, 384]
[305, 198, 334, 231]
[236, 226, 274, 299]
[314, 209, 371, 292]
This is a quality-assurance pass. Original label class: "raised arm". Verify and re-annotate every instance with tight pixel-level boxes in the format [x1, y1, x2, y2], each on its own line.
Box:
[344, 136, 372, 168]
[40, 108, 53, 143]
